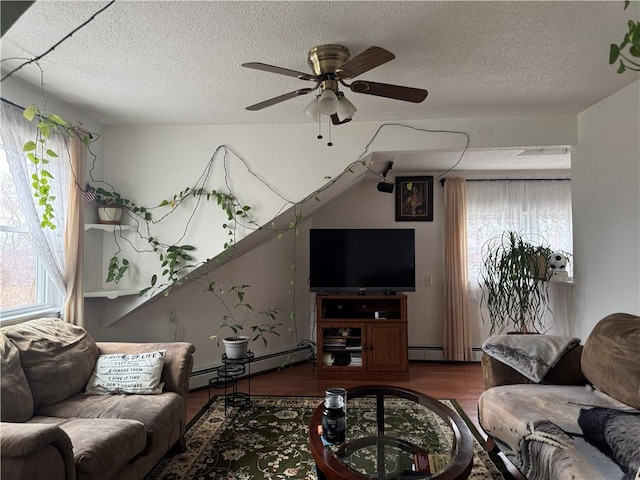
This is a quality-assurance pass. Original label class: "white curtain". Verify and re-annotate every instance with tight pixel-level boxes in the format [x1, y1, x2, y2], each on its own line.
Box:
[1, 103, 69, 301]
[465, 179, 573, 336]
[466, 179, 573, 285]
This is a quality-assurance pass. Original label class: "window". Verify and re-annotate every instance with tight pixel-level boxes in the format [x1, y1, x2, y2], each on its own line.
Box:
[0, 148, 61, 320]
[466, 179, 573, 283]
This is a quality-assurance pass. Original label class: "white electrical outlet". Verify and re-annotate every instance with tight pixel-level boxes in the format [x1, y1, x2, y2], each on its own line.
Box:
[167, 309, 177, 323]
[425, 275, 432, 287]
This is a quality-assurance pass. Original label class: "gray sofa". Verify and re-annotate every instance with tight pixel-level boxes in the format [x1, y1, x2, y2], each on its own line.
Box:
[0, 318, 195, 480]
[479, 312, 640, 480]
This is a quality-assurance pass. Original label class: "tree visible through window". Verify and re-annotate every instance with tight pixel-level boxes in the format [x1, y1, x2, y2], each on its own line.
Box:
[0, 148, 58, 317]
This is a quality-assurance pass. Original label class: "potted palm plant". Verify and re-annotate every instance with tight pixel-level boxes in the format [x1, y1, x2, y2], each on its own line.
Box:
[479, 231, 554, 334]
[207, 282, 281, 359]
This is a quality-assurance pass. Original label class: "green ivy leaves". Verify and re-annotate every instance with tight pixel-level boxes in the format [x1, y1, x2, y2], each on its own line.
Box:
[23, 107, 64, 229]
[159, 187, 252, 250]
[23, 104, 92, 229]
[106, 256, 129, 284]
[20, 105, 274, 298]
[100, 183, 255, 293]
[138, 242, 195, 295]
[609, 2, 640, 73]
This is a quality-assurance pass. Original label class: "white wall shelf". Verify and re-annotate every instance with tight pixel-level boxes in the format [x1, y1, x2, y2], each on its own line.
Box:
[84, 223, 140, 299]
[84, 223, 134, 232]
[84, 289, 140, 299]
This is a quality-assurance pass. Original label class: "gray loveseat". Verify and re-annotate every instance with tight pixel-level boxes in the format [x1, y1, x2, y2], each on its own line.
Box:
[478, 312, 640, 480]
[0, 318, 195, 480]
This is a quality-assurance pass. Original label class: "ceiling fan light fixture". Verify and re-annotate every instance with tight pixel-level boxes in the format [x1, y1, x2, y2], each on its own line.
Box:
[318, 89, 339, 115]
[336, 95, 357, 120]
[244, 44, 428, 119]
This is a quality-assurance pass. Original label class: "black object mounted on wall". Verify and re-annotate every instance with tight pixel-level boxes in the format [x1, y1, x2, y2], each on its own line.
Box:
[377, 161, 394, 193]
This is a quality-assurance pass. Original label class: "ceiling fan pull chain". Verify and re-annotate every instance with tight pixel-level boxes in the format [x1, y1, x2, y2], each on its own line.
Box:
[327, 116, 333, 147]
[317, 111, 323, 140]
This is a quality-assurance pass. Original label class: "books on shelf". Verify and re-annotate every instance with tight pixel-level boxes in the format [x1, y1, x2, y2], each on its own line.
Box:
[323, 335, 362, 351]
[322, 351, 362, 367]
[323, 337, 347, 347]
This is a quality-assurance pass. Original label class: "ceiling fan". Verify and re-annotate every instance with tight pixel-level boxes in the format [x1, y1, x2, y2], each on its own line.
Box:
[242, 45, 428, 125]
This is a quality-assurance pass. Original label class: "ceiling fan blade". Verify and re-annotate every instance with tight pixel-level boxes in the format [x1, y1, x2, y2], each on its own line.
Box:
[349, 80, 428, 103]
[335, 46, 395, 80]
[242, 62, 317, 81]
[246, 88, 314, 111]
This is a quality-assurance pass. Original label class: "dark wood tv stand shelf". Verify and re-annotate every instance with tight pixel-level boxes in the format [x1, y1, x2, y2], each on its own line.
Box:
[315, 294, 409, 381]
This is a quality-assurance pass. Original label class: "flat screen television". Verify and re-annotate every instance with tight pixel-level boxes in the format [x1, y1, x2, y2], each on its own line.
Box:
[309, 228, 416, 294]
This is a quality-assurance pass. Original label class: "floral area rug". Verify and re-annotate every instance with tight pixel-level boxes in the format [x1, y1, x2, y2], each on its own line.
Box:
[145, 395, 513, 480]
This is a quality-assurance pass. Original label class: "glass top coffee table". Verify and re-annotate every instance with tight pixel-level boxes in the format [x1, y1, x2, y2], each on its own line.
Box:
[309, 386, 474, 480]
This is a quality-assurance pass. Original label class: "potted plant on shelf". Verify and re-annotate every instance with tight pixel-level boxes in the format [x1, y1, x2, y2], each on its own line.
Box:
[479, 231, 554, 335]
[207, 282, 281, 359]
[95, 187, 127, 224]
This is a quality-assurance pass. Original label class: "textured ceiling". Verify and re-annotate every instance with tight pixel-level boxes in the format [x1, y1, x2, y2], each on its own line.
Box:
[2, 0, 638, 128]
[2, 1, 639, 173]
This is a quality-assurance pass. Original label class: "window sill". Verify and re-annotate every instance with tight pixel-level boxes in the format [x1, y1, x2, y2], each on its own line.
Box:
[549, 276, 574, 285]
[0, 307, 61, 326]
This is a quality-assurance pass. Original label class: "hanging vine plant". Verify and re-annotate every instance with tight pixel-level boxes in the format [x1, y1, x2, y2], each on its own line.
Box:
[609, 1, 640, 73]
[19, 103, 272, 293]
[90, 180, 260, 294]
[22, 105, 92, 229]
[85, 185, 252, 293]
[106, 255, 129, 284]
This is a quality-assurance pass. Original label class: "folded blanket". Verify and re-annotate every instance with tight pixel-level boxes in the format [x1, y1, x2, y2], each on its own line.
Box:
[482, 334, 580, 382]
[517, 420, 576, 480]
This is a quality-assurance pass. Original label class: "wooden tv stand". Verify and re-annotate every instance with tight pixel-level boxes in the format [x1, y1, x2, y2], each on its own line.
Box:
[315, 294, 409, 381]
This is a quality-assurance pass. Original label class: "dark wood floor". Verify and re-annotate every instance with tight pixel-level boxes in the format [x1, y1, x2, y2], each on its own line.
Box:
[186, 360, 524, 479]
[187, 361, 484, 427]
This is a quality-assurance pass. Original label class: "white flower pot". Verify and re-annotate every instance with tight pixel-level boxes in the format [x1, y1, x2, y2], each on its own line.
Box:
[223, 336, 250, 359]
[97, 206, 123, 224]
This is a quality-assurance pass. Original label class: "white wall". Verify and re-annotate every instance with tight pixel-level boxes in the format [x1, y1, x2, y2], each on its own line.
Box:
[98, 227, 300, 371]
[100, 118, 577, 301]
[303, 176, 449, 355]
[572, 80, 640, 339]
[84, 115, 580, 367]
[297, 172, 579, 355]
[8, 75, 605, 364]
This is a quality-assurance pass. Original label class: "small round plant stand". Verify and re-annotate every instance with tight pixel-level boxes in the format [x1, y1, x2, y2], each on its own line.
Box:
[208, 351, 254, 414]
